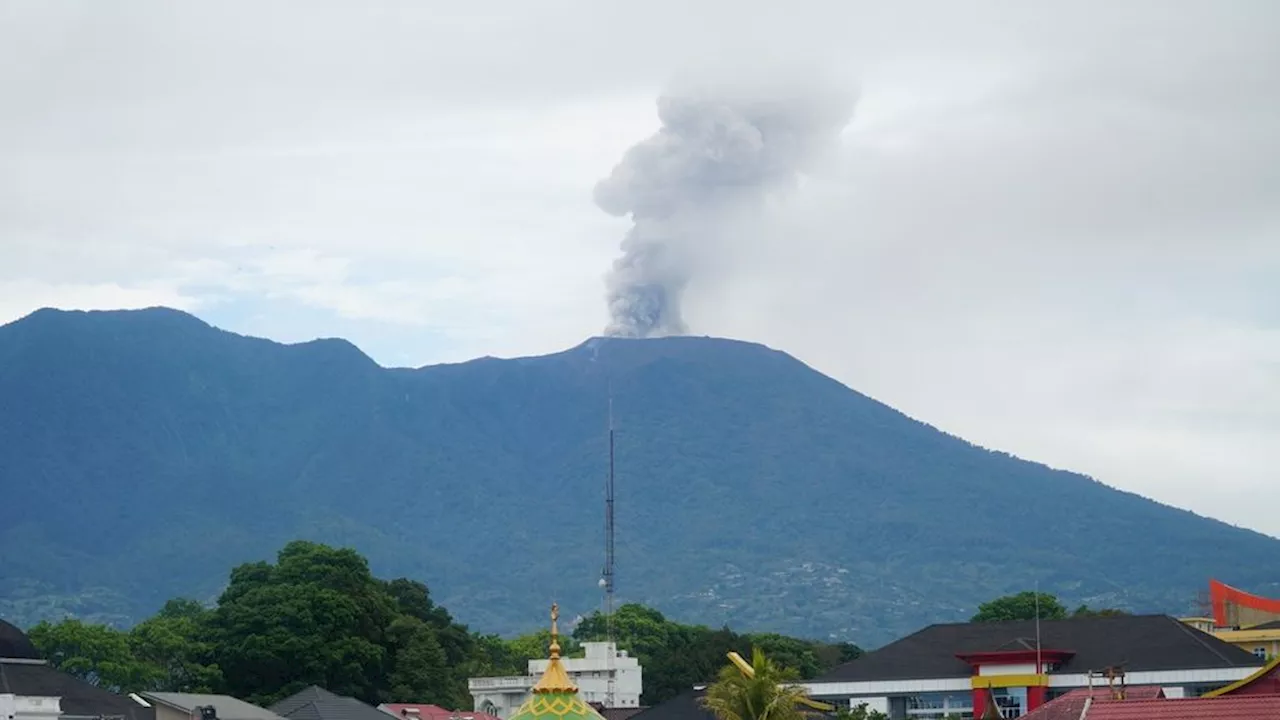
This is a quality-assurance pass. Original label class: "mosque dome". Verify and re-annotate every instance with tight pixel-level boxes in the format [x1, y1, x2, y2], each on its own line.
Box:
[508, 605, 606, 720]
[0, 619, 41, 660]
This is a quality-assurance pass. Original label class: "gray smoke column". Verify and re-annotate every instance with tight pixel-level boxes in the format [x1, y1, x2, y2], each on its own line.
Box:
[594, 73, 855, 338]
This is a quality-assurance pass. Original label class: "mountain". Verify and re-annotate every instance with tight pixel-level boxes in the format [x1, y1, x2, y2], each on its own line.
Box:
[0, 307, 1276, 646]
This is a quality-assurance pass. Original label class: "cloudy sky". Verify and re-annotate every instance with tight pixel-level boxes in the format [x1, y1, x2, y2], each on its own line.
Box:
[4, 1, 1278, 537]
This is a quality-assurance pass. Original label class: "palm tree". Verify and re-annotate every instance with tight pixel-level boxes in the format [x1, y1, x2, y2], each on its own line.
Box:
[702, 648, 815, 720]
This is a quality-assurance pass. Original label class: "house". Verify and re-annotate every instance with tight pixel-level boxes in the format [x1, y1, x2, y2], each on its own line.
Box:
[271, 687, 390, 720]
[1178, 579, 1280, 660]
[377, 703, 501, 720]
[0, 619, 153, 720]
[140, 693, 283, 720]
[799, 614, 1266, 718]
[1022, 654, 1280, 719]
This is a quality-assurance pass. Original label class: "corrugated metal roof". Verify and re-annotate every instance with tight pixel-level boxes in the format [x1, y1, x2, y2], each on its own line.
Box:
[143, 692, 284, 720]
[1087, 695, 1280, 719]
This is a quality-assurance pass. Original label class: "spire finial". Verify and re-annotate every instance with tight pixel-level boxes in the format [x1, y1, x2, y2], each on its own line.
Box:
[549, 602, 561, 659]
[531, 602, 577, 694]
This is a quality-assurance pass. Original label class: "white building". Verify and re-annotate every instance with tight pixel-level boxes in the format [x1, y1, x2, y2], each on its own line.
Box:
[469, 642, 642, 719]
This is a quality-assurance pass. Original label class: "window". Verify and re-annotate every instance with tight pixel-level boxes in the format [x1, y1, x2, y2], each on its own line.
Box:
[1254, 647, 1268, 659]
[904, 693, 973, 718]
[992, 688, 1027, 719]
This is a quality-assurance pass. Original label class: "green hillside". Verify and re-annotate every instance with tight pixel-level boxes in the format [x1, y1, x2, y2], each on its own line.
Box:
[1, 307, 1275, 645]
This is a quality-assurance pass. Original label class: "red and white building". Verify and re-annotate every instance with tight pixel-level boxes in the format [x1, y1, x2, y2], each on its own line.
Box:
[799, 614, 1265, 718]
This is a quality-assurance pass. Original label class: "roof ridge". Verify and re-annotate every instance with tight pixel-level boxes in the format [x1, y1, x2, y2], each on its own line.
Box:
[1167, 615, 1237, 665]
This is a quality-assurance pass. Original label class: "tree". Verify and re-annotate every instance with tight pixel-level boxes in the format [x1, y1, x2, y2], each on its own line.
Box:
[128, 599, 221, 692]
[971, 592, 1068, 622]
[574, 604, 858, 705]
[701, 648, 809, 720]
[383, 616, 451, 704]
[836, 704, 889, 720]
[28, 618, 157, 692]
[207, 541, 397, 705]
[1071, 605, 1130, 618]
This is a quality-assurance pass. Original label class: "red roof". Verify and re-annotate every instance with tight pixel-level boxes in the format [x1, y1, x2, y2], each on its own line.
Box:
[378, 704, 502, 720]
[1021, 686, 1164, 720]
[1087, 695, 1280, 719]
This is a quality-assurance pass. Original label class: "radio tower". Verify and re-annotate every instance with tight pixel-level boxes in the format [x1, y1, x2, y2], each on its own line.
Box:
[602, 385, 617, 708]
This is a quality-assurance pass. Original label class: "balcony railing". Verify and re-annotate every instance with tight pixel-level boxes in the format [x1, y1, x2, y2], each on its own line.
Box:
[469, 676, 537, 691]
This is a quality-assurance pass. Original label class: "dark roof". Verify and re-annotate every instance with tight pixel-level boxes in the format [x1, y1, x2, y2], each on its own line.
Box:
[625, 690, 712, 720]
[1247, 620, 1280, 630]
[627, 689, 836, 720]
[598, 708, 647, 720]
[271, 686, 389, 720]
[813, 615, 1263, 683]
[0, 660, 154, 720]
[0, 620, 40, 660]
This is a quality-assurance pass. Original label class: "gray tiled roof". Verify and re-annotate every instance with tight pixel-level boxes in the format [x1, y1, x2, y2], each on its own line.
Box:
[143, 692, 283, 720]
[813, 614, 1263, 683]
[270, 686, 389, 720]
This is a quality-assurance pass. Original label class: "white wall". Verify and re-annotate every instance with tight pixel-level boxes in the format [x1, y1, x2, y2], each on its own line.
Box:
[978, 663, 1037, 676]
[10, 696, 61, 720]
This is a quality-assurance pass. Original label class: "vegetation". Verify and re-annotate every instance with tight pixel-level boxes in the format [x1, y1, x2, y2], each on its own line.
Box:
[836, 706, 889, 720]
[971, 591, 1130, 622]
[574, 604, 859, 704]
[4, 307, 1279, 644]
[26, 541, 854, 707]
[701, 648, 808, 720]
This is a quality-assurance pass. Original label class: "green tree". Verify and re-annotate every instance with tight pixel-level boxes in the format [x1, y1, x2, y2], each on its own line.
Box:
[467, 633, 525, 677]
[971, 592, 1068, 622]
[701, 648, 808, 720]
[1071, 605, 1130, 618]
[28, 618, 157, 692]
[836, 704, 889, 720]
[574, 604, 856, 705]
[207, 541, 398, 705]
[383, 616, 451, 704]
[128, 598, 221, 692]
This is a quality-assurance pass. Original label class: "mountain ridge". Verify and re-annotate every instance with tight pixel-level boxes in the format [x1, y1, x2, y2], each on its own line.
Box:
[1, 306, 1276, 645]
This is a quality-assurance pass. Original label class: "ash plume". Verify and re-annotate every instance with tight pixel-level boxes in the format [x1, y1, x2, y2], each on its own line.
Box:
[595, 73, 855, 338]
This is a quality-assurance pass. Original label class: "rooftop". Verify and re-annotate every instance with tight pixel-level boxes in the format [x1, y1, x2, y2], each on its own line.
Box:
[271, 686, 390, 720]
[143, 692, 283, 720]
[378, 704, 501, 720]
[813, 614, 1262, 683]
[0, 619, 40, 660]
[0, 659, 154, 720]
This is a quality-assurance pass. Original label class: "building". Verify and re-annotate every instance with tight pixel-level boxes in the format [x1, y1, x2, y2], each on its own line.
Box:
[1021, 654, 1280, 719]
[1178, 579, 1280, 661]
[271, 686, 391, 720]
[469, 642, 642, 719]
[378, 704, 500, 720]
[505, 606, 607, 720]
[1208, 578, 1280, 629]
[0, 619, 154, 720]
[796, 614, 1264, 719]
[141, 693, 283, 720]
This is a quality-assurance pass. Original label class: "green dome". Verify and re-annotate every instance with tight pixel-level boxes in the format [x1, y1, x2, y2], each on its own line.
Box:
[508, 691, 604, 720]
[509, 604, 605, 720]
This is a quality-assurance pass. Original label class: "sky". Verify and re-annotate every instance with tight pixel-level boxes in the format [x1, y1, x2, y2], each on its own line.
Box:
[3, 1, 1278, 537]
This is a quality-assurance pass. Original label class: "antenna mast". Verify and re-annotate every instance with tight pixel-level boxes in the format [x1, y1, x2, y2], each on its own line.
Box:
[1035, 582, 1043, 675]
[603, 384, 617, 707]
